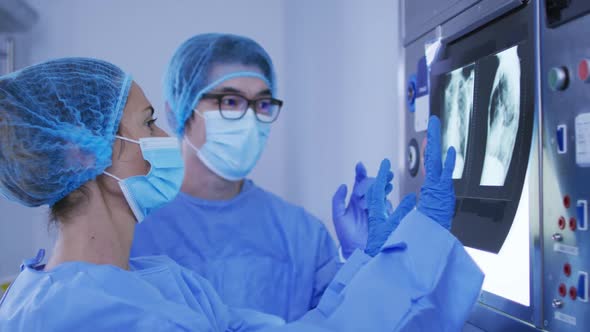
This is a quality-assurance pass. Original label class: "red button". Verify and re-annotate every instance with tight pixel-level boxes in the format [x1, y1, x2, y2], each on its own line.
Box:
[564, 263, 572, 277]
[579, 59, 590, 82]
[564, 195, 571, 208]
[570, 217, 577, 231]
[559, 216, 566, 230]
[570, 286, 578, 300]
[559, 283, 567, 297]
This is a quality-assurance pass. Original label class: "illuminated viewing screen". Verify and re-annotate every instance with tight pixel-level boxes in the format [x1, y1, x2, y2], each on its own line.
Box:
[433, 43, 532, 307]
[442, 63, 475, 179]
[466, 173, 530, 306]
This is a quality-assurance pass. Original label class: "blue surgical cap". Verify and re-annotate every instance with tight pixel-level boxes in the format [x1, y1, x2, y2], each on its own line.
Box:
[0, 58, 132, 207]
[164, 33, 277, 136]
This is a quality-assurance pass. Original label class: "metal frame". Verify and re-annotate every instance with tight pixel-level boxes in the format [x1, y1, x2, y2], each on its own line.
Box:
[401, 0, 545, 330]
[403, 0, 526, 47]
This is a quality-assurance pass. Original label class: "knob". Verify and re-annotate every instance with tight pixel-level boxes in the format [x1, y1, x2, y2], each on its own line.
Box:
[552, 299, 564, 309]
[552, 233, 563, 241]
[407, 139, 420, 177]
[548, 67, 569, 91]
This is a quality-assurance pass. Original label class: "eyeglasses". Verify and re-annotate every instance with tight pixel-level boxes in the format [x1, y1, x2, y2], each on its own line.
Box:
[201, 93, 283, 123]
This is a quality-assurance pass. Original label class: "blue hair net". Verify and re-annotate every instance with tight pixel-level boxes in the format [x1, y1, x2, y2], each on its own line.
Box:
[164, 33, 277, 136]
[0, 58, 132, 207]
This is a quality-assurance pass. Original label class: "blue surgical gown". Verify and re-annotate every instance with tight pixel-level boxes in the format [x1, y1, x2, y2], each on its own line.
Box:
[0, 210, 484, 332]
[131, 180, 341, 321]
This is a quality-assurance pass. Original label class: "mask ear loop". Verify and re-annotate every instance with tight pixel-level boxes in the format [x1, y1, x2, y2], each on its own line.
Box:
[115, 135, 140, 144]
[103, 171, 122, 182]
[194, 109, 205, 119]
[184, 109, 206, 152]
[103, 135, 141, 181]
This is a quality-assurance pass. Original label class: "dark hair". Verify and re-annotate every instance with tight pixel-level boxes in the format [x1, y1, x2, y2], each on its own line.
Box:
[49, 185, 90, 225]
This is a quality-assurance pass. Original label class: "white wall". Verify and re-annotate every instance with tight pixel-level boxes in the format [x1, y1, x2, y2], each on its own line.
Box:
[0, 0, 404, 280]
[283, 0, 404, 237]
[22, 0, 289, 195]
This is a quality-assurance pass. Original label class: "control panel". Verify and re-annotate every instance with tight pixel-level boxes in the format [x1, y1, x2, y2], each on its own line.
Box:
[541, 3, 590, 330]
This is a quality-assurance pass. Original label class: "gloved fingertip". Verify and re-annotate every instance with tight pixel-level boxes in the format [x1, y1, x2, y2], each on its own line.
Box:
[426, 117, 442, 152]
[332, 184, 348, 218]
[386, 170, 394, 183]
[355, 161, 367, 181]
[443, 147, 456, 174]
[428, 115, 441, 131]
[334, 184, 347, 198]
[385, 183, 393, 195]
[332, 184, 347, 204]
[376, 159, 392, 182]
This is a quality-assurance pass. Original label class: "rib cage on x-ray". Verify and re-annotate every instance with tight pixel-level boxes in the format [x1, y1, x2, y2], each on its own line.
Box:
[480, 46, 521, 186]
[442, 65, 475, 179]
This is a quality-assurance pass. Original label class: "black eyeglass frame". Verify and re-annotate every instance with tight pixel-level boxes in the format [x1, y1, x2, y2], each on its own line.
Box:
[200, 93, 284, 123]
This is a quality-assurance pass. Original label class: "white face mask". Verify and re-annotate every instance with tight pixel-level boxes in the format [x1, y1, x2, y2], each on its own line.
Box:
[185, 109, 270, 181]
[104, 136, 184, 222]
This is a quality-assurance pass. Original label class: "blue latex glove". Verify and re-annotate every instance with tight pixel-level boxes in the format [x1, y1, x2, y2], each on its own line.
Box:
[332, 162, 374, 259]
[417, 116, 457, 230]
[364, 159, 417, 257]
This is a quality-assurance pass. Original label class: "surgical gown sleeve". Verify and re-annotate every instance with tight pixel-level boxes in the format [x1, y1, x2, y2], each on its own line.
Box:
[310, 226, 342, 308]
[260, 209, 484, 332]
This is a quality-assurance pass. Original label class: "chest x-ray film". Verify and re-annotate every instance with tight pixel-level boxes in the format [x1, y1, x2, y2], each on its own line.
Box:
[479, 46, 521, 186]
[442, 64, 475, 179]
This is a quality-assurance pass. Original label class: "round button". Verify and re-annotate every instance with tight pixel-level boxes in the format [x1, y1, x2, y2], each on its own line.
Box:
[569, 286, 577, 300]
[548, 67, 569, 91]
[559, 283, 567, 297]
[569, 217, 577, 231]
[564, 263, 572, 277]
[559, 216, 566, 230]
[579, 59, 590, 82]
[564, 195, 571, 208]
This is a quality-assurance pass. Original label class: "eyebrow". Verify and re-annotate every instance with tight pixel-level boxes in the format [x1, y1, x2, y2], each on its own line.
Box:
[211, 86, 243, 94]
[255, 89, 272, 97]
[210, 87, 273, 97]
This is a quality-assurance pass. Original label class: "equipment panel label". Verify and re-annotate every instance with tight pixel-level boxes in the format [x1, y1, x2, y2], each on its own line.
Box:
[575, 113, 590, 167]
[553, 243, 579, 256]
[554, 312, 577, 326]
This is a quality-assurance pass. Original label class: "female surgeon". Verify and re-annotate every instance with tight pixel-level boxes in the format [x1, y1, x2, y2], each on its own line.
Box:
[131, 33, 391, 321]
[0, 57, 483, 331]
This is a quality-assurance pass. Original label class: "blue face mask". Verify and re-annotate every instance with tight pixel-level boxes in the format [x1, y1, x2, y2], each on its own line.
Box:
[104, 136, 184, 222]
[185, 109, 270, 181]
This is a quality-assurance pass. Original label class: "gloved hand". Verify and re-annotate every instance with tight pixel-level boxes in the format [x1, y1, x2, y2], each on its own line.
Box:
[417, 116, 456, 230]
[364, 159, 417, 257]
[332, 162, 375, 259]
